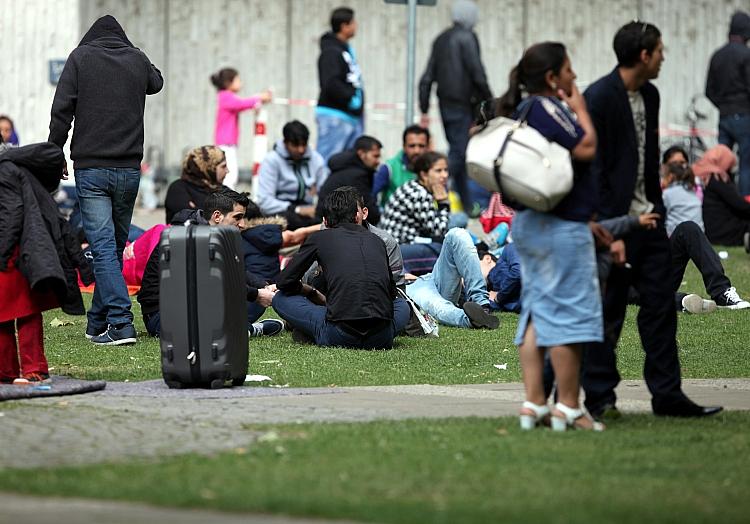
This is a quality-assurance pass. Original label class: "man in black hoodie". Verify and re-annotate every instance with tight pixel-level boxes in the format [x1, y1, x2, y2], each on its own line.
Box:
[315, 7, 364, 163]
[48, 15, 163, 346]
[706, 11, 750, 196]
[315, 135, 382, 225]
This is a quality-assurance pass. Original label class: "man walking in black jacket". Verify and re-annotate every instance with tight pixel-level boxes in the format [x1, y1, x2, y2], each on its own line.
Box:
[48, 15, 163, 345]
[583, 21, 721, 419]
[706, 11, 750, 196]
[418, 0, 492, 215]
[273, 187, 410, 349]
[316, 7, 364, 163]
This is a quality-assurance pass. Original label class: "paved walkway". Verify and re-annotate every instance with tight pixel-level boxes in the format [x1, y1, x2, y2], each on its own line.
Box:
[1, 378, 747, 470]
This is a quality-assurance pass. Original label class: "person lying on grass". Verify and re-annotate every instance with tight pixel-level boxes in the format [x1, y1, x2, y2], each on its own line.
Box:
[137, 187, 284, 339]
[272, 186, 410, 349]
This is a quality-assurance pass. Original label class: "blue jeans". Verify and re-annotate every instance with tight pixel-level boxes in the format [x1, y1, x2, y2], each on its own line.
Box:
[440, 105, 489, 212]
[316, 114, 363, 163]
[247, 302, 266, 325]
[399, 213, 469, 274]
[143, 311, 161, 337]
[272, 293, 410, 349]
[406, 229, 490, 327]
[76, 168, 140, 328]
[719, 113, 750, 196]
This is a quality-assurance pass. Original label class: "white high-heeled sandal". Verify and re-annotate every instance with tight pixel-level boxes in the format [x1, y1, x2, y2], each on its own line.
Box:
[551, 402, 605, 432]
[519, 401, 550, 430]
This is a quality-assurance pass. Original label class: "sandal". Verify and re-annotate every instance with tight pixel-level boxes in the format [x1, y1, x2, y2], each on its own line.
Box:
[519, 401, 550, 430]
[551, 402, 605, 432]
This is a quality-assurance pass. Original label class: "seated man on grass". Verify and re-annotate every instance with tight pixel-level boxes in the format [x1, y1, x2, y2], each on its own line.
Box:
[137, 188, 283, 338]
[405, 228, 499, 329]
[272, 186, 410, 349]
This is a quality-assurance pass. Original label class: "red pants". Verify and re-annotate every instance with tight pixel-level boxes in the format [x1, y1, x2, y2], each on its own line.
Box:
[0, 313, 48, 380]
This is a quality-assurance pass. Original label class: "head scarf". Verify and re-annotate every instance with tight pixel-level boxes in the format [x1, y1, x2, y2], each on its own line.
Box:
[692, 145, 735, 185]
[181, 145, 226, 190]
[452, 0, 479, 29]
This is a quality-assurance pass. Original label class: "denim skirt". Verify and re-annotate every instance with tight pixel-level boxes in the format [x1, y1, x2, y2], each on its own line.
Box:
[512, 209, 603, 347]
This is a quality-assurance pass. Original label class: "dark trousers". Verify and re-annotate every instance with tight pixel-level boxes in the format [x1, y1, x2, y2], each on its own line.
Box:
[143, 311, 161, 337]
[441, 106, 478, 211]
[582, 227, 687, 413]
[718, 113, 750, 196]
[670, 221, 730, 308]
[272, 292, 410, 349]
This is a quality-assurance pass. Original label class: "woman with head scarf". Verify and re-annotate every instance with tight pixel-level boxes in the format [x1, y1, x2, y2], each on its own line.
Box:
[163, 145, 229, 223]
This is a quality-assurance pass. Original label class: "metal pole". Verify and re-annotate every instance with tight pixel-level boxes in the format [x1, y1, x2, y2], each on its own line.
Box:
[405, 0, 417, 127]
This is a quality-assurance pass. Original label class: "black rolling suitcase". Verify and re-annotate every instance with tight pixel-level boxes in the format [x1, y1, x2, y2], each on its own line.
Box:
[159, 224, 248, 389]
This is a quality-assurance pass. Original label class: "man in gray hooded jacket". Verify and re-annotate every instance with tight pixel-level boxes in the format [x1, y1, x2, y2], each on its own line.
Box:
[48, 15, 163, 346]
[418, 0, 492, 215]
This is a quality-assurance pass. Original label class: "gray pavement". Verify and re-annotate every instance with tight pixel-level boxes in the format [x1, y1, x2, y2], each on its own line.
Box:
[1, 379, 747, 470]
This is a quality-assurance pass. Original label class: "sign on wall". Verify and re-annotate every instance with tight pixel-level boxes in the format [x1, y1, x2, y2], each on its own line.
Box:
[48, 59, 66, 85]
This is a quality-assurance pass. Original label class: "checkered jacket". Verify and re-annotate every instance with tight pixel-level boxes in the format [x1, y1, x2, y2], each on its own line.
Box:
[380, 180, 450, 244]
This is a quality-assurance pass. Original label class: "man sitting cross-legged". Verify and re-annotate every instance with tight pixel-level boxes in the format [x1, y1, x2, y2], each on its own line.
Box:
[137, 187, 283, 338]
[405, 228, 499, 329]
[272, 186, 410, 349]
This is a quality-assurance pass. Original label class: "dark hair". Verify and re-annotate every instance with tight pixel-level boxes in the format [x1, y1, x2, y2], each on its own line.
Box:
[412, 151, 447, 178]
[282, 120, 310, 145]
[322, 186, 360, 227]
[210, 68, 239, 90]
[203, 187, 248, 216]
[613, 21, 662, 67]
[331, 7, 354, 33]
[402, 124, 430, 144]
[665, 162, 696, 190]
[494, 42, 567, 118]
[662, 145, 689, 165]
[242, 195, 263, 220]
[354, 135, 382, 152]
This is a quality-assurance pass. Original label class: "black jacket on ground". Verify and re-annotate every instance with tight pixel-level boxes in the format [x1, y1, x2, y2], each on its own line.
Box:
[315, 151, 380, 225]
[0, 143, 93, 315]
[48, 15, 163, 169]
[706, 40, 750, 117]
[584, 67, 663, 219]
[277, 223, 395, 331]
[242, 218, 284, 284]
[317, 32, 363, 118]
[418, 24, 492, 114]
[703, 176, 750, 246]
[138, 210, 267, 315]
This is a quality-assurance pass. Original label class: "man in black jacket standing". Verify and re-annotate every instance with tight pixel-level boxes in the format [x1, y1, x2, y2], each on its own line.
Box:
[48, 15, 163, 346]
[418, 0, 492, 215]
[706, 11, 750, 196]
[273, 187, 410, 349]
[583, 21, 721, 419]
[316, 7, 364, 163]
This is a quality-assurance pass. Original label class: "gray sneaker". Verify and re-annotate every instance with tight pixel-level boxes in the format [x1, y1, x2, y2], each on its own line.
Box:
[681, 294, 717, 314]
[90, 324, 137, 346]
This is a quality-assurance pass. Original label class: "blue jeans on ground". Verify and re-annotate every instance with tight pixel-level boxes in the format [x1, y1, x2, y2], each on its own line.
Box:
[316, 113, 364, 163]
[76, 168, 140, 329]
[399, 212, 469, 274]
[406, 229, 490, 327]
[441, 105, 489, 211]
[719, 113, 750, 196]
[272, 293, 410, 349]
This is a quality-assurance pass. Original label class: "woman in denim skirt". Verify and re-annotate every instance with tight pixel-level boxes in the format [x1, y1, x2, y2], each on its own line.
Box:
[494, 42, 604, 431]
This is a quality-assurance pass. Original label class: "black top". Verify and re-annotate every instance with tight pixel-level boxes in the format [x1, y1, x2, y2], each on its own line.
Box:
[706, 41, 750, 117]
[418, 25, 492, 114]
[315, 151, 380, 225]
[48, 15, 163, 169]
[164, 179, 214, 223]
[276, 223, 396, 329]
[703, 176, 750, 246]
[584, 68, 664, 219]
[317, 32, 364, 118]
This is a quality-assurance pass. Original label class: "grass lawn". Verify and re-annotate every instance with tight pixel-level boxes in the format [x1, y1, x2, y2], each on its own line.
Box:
[41, 247, 750, 385]
[2, 414, 749, 523]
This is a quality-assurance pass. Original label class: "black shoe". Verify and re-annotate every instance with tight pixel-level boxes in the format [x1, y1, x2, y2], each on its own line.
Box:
[589, 402, 622, 421]
[462, 302, 499, 329]
[653, 398, 723, 418]
[248, 319, 285, 337]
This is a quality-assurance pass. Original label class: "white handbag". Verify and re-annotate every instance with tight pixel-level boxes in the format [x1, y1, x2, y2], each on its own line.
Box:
[466, 98, 574, 212]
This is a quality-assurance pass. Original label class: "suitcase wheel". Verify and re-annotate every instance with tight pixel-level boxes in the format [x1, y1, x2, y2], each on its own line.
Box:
[209, 378, 225, 390]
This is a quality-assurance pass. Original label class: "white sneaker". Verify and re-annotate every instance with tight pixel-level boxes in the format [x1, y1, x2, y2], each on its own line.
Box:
[681, 294, 717, 314]
[718, 287, 750, 310]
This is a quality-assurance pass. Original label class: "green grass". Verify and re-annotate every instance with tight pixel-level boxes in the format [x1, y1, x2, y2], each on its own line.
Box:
[42, 246, 750, 385]
[2, 414, 749, 523]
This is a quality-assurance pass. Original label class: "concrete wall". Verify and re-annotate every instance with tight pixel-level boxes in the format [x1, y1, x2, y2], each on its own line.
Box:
[2, 0, 748, 180]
